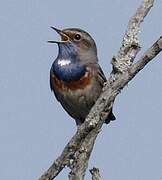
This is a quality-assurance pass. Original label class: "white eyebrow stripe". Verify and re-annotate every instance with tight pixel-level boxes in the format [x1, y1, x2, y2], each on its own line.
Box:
[58, 59, 71, 66]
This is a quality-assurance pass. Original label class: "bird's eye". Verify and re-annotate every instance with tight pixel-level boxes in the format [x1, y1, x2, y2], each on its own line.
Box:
[74, 34, 81, 41]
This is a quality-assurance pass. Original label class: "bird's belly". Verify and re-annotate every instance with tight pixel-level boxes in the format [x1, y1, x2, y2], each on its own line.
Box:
[57, 79, 102, 123]
[60, 83, 97, 121]
[52, 71, 102, 123]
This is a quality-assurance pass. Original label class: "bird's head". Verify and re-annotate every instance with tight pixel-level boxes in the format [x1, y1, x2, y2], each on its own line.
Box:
[48, 27, 98, 63]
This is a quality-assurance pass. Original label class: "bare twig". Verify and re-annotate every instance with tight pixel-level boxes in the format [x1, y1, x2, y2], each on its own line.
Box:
[131, 36, 162, 75]
[90, 167, 102, 180]
[68, 130, 98, 180]
[112, 0, 154, 73]
[39, 1, 161, 180]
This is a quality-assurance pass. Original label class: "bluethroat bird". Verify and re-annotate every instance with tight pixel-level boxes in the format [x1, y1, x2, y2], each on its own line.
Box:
[48, 27, 115, 126]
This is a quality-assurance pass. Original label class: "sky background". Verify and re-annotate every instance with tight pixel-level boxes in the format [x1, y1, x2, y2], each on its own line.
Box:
[1, 0, 162, 180]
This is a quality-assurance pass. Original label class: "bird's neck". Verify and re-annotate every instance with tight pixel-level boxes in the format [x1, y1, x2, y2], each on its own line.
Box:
[58, 43, 78, 60]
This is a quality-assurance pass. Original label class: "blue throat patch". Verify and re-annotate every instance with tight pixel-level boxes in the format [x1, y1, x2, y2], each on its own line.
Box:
[52, 42, 86, 82]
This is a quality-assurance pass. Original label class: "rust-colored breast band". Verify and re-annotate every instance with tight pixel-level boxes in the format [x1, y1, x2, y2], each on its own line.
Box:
[53, 71, 91, 91]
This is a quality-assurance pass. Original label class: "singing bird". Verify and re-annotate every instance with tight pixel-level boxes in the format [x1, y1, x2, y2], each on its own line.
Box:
[49, 27, 115, 126]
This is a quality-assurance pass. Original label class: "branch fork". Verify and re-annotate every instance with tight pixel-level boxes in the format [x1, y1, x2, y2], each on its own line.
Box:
[39, 1, 162, 180]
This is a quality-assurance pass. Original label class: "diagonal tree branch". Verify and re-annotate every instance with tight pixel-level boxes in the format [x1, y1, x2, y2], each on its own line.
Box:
[131, 37, 162, 74]
[39, 0, 161, 180]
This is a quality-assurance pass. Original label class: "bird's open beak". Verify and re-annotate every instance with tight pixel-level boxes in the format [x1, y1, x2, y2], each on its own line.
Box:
[48, 26, 70, 44]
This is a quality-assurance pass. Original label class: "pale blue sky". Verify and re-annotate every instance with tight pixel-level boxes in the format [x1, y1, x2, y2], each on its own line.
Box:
[0, 1, 162, 180]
